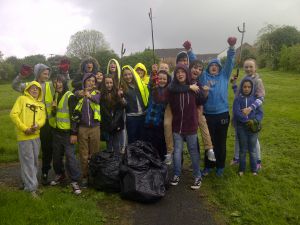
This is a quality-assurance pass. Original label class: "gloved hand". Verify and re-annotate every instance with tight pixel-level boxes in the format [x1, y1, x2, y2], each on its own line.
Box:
[246, 119, 261, 133]
[20, 64, 33, 77]
[227, 37, 237, 46]
[59, 59, 70, 73]
[183, 40, 192, 51]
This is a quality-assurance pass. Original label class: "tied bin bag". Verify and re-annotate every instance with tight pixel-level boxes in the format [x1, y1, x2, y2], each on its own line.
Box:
[89, 150, 121, 192]
[120, 141, 169, 203]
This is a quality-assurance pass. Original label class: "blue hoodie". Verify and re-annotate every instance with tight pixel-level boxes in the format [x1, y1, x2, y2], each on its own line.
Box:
[199, 47, 235, 114]
[233, 78, 263, 123]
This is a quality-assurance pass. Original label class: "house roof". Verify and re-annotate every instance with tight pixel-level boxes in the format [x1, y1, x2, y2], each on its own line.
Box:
[154, 48, 185, 58]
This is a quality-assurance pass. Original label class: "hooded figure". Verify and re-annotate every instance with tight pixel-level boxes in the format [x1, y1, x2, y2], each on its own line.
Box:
[72, 56, 100, 91]
[107, 58, 121, 86]
[168, 64, 206, 135]
[134, 63, 150, 85]
[233, 78, 263, 124]
[10, 81, 46, 141]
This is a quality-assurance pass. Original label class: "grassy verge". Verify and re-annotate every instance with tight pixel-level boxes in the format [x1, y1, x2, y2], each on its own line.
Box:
[0, 186, 127, 225]
[199, 69, 300, 225]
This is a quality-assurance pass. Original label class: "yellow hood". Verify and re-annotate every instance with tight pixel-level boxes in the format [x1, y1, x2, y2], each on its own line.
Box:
[134, 63, 150, 85]
[107, 58, 121, 81]
[122, 65, 149, 107]
[24, 81, 43, 102]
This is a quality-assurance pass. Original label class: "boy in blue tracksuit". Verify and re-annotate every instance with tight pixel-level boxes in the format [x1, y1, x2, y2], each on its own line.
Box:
[233, 78, 263, 176]
[198, 38, 236, 176]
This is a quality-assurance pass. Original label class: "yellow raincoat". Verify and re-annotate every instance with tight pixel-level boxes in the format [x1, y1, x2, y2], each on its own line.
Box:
[10, 81, 46, 141]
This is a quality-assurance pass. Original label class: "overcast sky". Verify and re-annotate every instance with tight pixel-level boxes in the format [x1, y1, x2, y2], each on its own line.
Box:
[1, 0, 300, 58]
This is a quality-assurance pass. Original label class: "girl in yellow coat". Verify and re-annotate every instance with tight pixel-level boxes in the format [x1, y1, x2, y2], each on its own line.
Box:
[10, 81, 46, 197]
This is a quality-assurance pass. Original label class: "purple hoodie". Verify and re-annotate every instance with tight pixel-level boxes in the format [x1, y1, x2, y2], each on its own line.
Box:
[168, 64, 206, 135]
[79, 73, 100, 127]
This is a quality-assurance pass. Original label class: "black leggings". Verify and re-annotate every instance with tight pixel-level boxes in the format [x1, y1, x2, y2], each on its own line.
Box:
[204, 112, 230, 169]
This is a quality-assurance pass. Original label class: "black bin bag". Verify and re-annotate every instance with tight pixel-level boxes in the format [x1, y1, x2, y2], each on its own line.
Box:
[89, 150, 121, 192]
[120, 141, 169, 203]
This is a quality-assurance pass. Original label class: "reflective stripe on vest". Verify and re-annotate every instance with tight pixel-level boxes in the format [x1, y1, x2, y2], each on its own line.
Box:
[55, 91, 74, 129]
[74, 90, 101, 121]
[45, 82, 55, 127]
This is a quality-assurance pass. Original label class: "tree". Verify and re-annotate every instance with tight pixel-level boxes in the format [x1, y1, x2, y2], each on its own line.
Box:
[255, 24, 300, 69]
[66, 30, 110, 59]
[0, 51, 4, 62]
[0, 62, 15, 80]
[122, 49, 159, 73]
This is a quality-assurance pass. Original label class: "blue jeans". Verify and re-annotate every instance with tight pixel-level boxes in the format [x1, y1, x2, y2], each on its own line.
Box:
[234, 129, 261, 161]
[173, 133, 201, 178]
[236, 124, 258, 173]
[52, 131, 81, 182]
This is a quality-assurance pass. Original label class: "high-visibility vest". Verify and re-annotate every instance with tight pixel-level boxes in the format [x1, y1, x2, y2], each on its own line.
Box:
[75, 90, 101, 122]
[54, 91, 73, 129]
[44, 82, 55, 127]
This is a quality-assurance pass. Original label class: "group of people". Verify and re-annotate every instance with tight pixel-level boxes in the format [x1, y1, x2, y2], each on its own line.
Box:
[10, 37, 265, 198]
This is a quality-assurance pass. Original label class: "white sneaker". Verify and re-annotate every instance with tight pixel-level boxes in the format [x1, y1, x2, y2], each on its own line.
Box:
[207, 149, 216, 162]
[71, 182, 82, 195]
[164, 154, 172, 165]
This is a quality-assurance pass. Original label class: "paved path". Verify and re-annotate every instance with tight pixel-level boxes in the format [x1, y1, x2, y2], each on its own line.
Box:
[0, 163, 222, 225]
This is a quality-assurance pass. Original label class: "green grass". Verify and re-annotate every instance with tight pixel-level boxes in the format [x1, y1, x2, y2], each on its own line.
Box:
[0, 186, 125, 225]
[199, 69, 300, 225]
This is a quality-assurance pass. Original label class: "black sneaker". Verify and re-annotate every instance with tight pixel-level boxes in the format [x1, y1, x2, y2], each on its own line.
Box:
[191, 177, 202, 190]
[170, 175, 180, 186]
[41, 173, 49, 185]
[50, 174, 66, 186]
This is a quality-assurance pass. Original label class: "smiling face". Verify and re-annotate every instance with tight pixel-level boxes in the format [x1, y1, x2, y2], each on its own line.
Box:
[105, 77, 114, 91]
[243, 60, 256, 76]
[177, 57, 188, 66]
[37, 69, 50, 83]
[54, 79, 63, 93]
[122, 69, 133, 84]
[95, 72, 103, 83]
[84, 76, 96, 90]
[159, 63, 169, 73]
[136, 68, 145, 79]
[191, 65, 203, 80]
[158, 72, 168, 88]
[28, 85, 40, 99]
[175, 68, 187, 84]
[208, 63, 219, 75]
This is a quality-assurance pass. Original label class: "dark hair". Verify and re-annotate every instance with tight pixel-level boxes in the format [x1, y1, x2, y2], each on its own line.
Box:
[189, 60, 204, 70]
[52, 74, 69, 92]
[101, 74, 119, 109]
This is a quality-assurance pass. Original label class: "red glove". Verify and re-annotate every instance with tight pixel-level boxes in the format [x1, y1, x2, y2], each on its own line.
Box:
[59, 59, 70, 73]
[183, 40, 192, 51]
[20, 64, 33, 77]
[227, 37, 237, 46]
